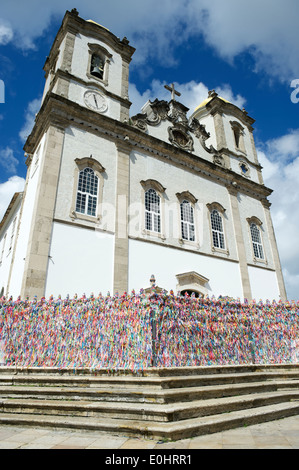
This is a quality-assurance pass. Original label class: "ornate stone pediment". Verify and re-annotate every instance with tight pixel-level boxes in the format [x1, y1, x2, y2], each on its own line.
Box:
[131, 95, 222, 161]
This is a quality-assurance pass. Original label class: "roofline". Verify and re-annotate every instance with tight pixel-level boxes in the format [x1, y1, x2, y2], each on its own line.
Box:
[0, 192, 23, 234]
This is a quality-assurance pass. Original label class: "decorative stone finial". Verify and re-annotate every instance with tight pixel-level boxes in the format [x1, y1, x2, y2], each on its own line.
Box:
[150, 274, 156, 287]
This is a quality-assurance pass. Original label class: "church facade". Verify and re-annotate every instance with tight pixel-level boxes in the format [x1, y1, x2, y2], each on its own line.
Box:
[0, 9, 287, 301]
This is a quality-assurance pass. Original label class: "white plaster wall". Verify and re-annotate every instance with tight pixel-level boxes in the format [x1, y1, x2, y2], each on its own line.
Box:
[68, 80, 121, 120]
[248, 265, 280, 301]
[237, 193, 274, 269]
[194, 114, 218, 150]
[128, 239, 243, 299]
[229, 155, 259, 183]
[71, 33, 123, 97]
[0, 202, 21, 295]
[222, 114, 256, 165]
[129, 149, 239, 260]
[8, 134, 47, 298]
[54, 125, 117, 233]
[45, 221, 114, 298]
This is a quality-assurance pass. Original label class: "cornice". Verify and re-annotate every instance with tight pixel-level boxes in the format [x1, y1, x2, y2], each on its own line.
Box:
[50, 69, 132, 108]
[44, 10, 135, 73]
[207, 96, 255, 129]
[0, 192, 23, 234]
[23, 93, 273, 203]
[219, 147, 263, 171]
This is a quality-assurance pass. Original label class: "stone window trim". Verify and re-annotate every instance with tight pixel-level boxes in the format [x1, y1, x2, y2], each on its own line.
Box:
[239, 160, 251, 178]
[230, 120, 246, 155]
[70, 157, 105, 224]
[246, 216, 267, 264]
[140, 179, 166, 240]
[206, 202, 229, 255]
[176, 191, 199, 247]
[87, 43, 112, 86]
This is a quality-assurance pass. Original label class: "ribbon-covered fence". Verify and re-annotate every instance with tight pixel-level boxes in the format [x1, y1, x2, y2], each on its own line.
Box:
[0, 291, 299, 370]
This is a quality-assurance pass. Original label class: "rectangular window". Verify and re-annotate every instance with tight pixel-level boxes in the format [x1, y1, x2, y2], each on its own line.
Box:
[0, 234, 7, 265]
[9, 217, 17, 252]
[211, 210, 225, 249]
[145, 189, 161, 233]
[180, 201, 195, 241]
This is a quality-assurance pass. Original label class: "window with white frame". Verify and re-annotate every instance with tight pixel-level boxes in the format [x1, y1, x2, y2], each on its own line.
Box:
[0, 234, 6, 265]
[180, 200, 195, 241]
[75, 167, 99, 217]
[145, 188, 161, 233]
[250, 223, 264, 259]
[210, 209, 225, 249]
[9, 217, 17, 252]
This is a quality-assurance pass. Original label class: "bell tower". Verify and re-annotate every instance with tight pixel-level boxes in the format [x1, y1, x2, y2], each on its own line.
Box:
[12, 10, 135, 299]
[42, 8, 135, 122]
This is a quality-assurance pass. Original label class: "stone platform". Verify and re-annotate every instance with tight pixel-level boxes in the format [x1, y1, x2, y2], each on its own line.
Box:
[0, 364, 299, 441]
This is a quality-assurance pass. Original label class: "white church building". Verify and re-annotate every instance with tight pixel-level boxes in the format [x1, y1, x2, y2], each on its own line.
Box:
[0, 9, 287, 301]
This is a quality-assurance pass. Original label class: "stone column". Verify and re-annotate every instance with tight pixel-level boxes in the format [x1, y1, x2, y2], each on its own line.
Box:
[227, 185, 252, 300]
[212, 110, 230, 168]
[120, 59, 131, 122]
[56, 30, 76, 98]
[20, 125, 65, 299]
[113, 139, 131, 294]
[248, 128, 264, 185]
[261, 199, 287, 301]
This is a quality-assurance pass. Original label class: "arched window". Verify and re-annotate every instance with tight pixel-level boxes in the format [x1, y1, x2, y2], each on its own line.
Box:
[75, 167, 99, 217]
[180, 200, 195, 241]
[210, 209, 225, 249]
[250, 223, 264, 259]
[145, 188, 161, 233]
[90, 53, 105, 80]
[87, 43, 112, 86]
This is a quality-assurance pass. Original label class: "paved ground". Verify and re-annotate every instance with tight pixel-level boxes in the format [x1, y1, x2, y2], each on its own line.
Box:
[0, 415, 299, 449]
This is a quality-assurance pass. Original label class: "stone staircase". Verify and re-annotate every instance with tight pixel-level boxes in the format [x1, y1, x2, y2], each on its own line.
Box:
[0, 364, 299, 441]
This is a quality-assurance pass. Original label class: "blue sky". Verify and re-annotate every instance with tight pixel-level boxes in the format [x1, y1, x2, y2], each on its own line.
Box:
[0, 0, 299, 300]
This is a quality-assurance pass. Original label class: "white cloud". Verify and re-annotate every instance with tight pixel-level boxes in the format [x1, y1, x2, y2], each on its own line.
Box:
[19, 97, 42, 143]
[129, 80, 246, 116]
[0, 176, 25, 221]
[189, 0, 299, 82]
[0, 20, 13, 45]
[257, 129, 299, 300]
[0, 1, 298, 81]
[0, 147, 19, 173]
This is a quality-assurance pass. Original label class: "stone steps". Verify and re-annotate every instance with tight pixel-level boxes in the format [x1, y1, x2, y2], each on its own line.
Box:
[1, 370, 299, 389]
[1, 390, 299, 423]
[0, 401, 299, 440]
[0, 365, 298, 440]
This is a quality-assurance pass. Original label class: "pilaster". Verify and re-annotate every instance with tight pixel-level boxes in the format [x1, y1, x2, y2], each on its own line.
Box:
[20, 125, 65, 299]
[261, 199, 287, 301]
[212, 111, 230, 168]
[113, 139, 131, 294]
[227, 184, 252, 300]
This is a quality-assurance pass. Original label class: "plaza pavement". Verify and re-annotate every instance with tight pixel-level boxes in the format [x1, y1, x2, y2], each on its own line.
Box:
[0, 414, 299, 449]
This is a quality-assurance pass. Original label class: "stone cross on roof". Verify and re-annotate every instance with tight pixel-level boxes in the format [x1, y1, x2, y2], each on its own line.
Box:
[164, 83, 181, 101]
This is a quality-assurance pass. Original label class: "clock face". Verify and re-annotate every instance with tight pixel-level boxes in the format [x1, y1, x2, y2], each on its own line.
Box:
[84, 90, 108, 113]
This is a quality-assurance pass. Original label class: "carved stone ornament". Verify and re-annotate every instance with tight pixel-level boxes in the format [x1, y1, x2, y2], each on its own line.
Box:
[131, 98, 222, 157]
[213, 153, 225, 167]
[168, 125, 194, 152]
